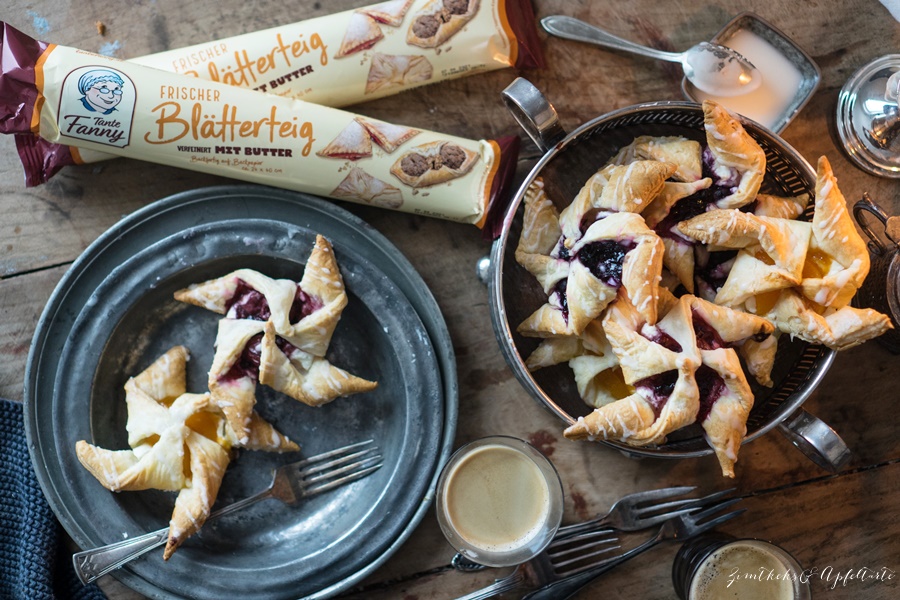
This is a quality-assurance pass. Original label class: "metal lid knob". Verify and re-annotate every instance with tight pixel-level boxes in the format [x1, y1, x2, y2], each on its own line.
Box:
[836, 55, 900, 178]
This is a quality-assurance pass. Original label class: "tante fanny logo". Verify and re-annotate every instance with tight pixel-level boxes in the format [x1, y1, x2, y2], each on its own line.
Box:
[57, 66, 135, 148]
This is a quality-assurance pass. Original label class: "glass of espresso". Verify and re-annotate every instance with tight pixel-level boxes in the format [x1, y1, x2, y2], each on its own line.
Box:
[435, 436, 564, 567]
[672, 533, 811, 599]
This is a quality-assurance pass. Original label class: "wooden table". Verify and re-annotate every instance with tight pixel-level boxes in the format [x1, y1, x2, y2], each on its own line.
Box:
[2, 0, 899, 598]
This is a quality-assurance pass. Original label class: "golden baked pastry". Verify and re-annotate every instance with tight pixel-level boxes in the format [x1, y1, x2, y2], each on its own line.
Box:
[702, 100, 766, 209]
[564, 293, 772, 477]
[517, 212, 664, 336]
[336, 12, 384, 58]
[564, 292, 701, 446]
[406, 0, 480, 48]
[75, 347, 298, 559]
[799, 156, 871, 309]
[677, 209, 812, 307]
[175, 236, 377, 442]
[761, 289, 891, 350]
[332, 166, 404, 209]
[610, 135, 704, 183]
[514, 178, 568, 294]
[389, 140, 479, 188]
[558, 161, 676, 243]
[357, 0, 414, 26]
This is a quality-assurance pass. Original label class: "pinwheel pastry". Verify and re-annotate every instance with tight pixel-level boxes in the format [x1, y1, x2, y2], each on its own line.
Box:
[518, 211, 665, 337]
[174, 236, 377, 444]
[608, 135, 704, 183]
[760, 289, 891, 351]
[317, 120, 373, 161]
[332, 166, 404, 209]
[355, 117, 420, 153]
[357, 0, 415, 27]
[564, 291, 701, 447]
[390, 140, 479, 188]
[336, 12, 384, 58]
[75, 346, 298, 559]
[365, 53, 433, 95]
[799, 156, 871, 309]
[676, 208, 812, 307]
[514, 178, 568, 296]
[557, 160, 676, 243]
[564, 291, 773, 477]
[407, 0, 480, 48]
[701, 100, 766, 210]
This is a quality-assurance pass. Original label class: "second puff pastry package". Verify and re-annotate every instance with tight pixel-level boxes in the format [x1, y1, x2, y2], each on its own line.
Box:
[4, 1, 543, 233]
[514, 100, 892, 478]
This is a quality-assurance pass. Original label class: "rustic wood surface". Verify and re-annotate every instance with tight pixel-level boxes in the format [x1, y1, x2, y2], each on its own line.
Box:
[2, 0, 899, 598]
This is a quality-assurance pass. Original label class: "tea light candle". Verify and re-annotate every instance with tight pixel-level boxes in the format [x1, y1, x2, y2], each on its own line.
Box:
[682, 13, 821, 133]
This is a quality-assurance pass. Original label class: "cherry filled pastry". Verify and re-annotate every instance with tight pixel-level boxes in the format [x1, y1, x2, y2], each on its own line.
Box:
[174, 235, 377, 445]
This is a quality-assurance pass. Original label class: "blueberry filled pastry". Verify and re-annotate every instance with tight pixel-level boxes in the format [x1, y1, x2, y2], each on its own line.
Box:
[175, 236, 377, 443]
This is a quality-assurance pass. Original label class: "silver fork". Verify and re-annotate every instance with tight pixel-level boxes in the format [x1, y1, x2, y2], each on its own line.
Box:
[451, 486, 733, 572]
[453, 492, 740, 600]
[521, 498, 746, 600]
[74, 439, 383, 585]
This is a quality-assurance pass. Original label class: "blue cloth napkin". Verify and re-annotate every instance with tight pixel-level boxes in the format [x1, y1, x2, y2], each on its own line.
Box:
[0, 398, 106, 600]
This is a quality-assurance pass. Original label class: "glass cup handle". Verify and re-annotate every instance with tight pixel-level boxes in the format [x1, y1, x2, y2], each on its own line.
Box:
[501, 78, 567, 153]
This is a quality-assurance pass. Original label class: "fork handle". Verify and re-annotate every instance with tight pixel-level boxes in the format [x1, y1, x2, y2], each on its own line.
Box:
[73, 487, 273, 585]
[521, 535, 662, 600]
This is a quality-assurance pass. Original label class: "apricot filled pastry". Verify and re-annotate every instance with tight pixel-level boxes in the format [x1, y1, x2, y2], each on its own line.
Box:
[75, 347, 297, 559]
[677, 209, 812, 307]
[799, 156, 871, 309]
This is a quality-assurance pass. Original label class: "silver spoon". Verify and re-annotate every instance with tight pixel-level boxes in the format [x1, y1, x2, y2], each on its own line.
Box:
[541, 15, 762, 97]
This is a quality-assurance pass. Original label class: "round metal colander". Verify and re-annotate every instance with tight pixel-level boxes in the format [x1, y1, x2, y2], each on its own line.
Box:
[489, 81, 848, 468]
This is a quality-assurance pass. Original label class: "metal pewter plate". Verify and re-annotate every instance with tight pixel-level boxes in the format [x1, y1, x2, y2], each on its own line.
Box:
[24, 187, 458, 600]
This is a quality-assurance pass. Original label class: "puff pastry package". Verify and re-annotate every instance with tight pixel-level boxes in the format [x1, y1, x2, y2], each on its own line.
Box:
[515, 100, 891, 477]
[1, 22, 519, 234]
[76, 346, 300, 559]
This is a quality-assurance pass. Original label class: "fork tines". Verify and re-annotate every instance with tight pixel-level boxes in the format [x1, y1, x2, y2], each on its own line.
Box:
[688, 497, 746, 529]
[295, 439, 383, 494]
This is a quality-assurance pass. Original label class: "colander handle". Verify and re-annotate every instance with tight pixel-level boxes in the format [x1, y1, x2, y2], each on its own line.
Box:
[776, 408, 851, 472]
[501, 78, 567, 152]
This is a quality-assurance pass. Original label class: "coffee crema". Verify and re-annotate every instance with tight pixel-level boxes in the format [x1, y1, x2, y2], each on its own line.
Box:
[442, 443, 550, 552]
[690, 540, 799, 600]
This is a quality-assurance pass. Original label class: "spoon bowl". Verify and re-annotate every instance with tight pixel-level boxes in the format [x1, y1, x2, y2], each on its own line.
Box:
[541, 15, 762, 98]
